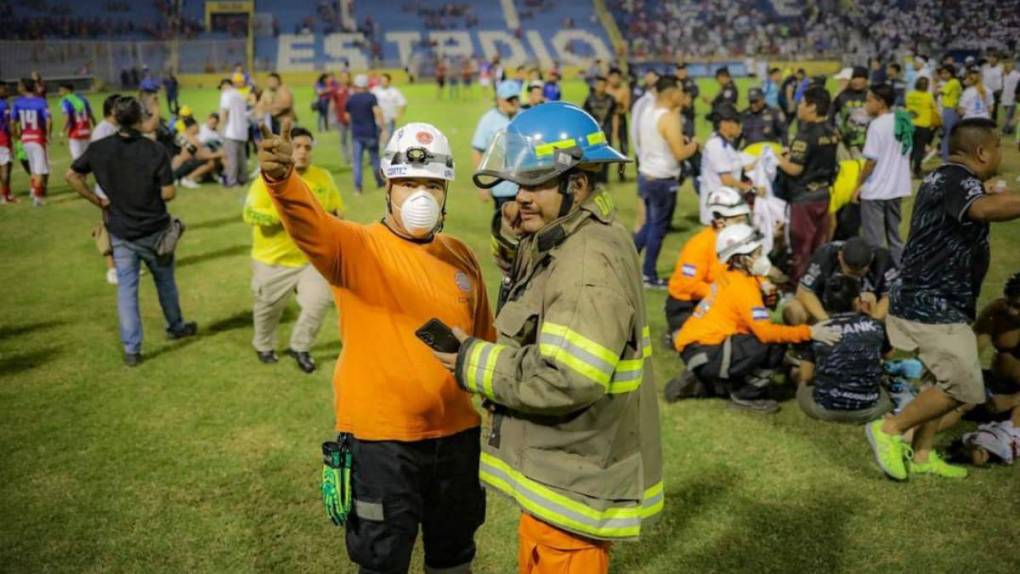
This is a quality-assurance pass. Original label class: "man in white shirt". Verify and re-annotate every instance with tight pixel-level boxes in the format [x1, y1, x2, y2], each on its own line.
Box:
[960, 66, 995, 120]
[629, 69, 659, 234]
[981, 52, 1005, 122]
[1001, 58, 1019, 135]
[198, 113, 223, 148]
[91, 93, 122, 284]
[635, 75, 699, 288]
[853, 84, 912, 265]
[699, 104, 754, 225]
[371, 73, 407, 136]
[218, 78, 249, 187]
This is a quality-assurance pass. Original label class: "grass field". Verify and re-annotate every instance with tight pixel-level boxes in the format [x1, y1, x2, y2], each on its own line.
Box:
[1, 77, 1019, 573]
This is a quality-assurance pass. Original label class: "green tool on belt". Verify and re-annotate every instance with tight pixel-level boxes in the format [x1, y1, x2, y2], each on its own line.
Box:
[321, 435, 353, 526]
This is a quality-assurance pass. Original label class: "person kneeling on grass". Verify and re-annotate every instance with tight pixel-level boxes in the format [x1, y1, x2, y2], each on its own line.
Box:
[172, 117, 223, 189]
[671, 223, 842, 413]
[243, 126, 342, 373]
[664, 187, 750, 346]
[797, 274, 895, 423]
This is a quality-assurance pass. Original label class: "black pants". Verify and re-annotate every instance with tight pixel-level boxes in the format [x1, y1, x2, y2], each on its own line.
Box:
[615, 115, 628, 178]
[911, 126, 933, 175]
[664, 296, 697, 336]
[345, 427, 485, 574]
[681, 334, 786, 399]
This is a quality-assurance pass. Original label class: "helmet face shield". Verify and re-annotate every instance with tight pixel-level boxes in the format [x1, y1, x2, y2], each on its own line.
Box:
[473, 130, 583, 188]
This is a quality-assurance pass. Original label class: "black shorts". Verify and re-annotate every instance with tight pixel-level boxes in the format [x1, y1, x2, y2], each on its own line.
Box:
[664, 296, 697, 335]
[437, 77, 446, 88]
[345, 427, 485, 574]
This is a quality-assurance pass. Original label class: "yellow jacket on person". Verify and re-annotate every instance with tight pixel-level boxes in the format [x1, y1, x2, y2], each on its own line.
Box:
[243, 165, 343, 267]
[905, 90, 939, 128]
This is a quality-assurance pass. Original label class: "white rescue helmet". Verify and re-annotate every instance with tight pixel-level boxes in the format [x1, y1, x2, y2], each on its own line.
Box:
[707, 187, 751, 219]
[716, 223, 763, 263]
[381, 122, 455, 182]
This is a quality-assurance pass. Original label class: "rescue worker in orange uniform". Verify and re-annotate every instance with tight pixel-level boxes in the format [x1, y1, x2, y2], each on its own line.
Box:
[256, 120, 495, 574]
[672, 224, 842, 413]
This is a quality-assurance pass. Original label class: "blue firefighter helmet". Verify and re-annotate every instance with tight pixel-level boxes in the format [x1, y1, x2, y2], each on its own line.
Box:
[473, 101, 630, 189]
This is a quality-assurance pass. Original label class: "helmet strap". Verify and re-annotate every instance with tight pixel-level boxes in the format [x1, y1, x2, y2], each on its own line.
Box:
[557, 170, 583, 218]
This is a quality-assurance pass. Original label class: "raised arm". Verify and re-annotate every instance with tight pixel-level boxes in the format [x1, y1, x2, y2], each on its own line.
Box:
[257, 122, 364, 285]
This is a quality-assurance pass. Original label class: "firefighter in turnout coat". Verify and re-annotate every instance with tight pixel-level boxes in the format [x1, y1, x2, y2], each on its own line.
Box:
[433, 102, 663, 573]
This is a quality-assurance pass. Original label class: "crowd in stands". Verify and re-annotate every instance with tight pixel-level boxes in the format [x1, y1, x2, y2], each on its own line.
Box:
[0, 0, 203, 41]
[611, 0, 1020, 62]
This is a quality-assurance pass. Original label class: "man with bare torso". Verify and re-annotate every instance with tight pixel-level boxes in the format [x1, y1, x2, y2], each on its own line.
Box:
[607, 67, 632, 182]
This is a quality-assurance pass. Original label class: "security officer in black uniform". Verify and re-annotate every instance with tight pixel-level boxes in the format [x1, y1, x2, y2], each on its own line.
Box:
[741, 87, 787, 146]
[676, 62, 699, 138]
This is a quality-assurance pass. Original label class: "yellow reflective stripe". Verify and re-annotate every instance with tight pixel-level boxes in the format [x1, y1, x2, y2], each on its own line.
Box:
[534, 131, 607, 157]
[534, 137, 580, 158]
[465, 342, 486, 393]
[482, 345, 505, 398]
[541, 323, 619, 366]
[606, 326, 652, 394]
[479, 452, 662, 539]
[610, 358, 643, 394]
[539, 343, 612, 387]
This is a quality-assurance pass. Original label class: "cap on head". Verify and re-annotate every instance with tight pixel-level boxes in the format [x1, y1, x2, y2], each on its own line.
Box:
[716, 224, 762, 263]
[841, 237, 875, 268]
[179, 105, 193, 118]
[714, 102, 741, 123]
[748, 88, 764, 102]
[382, 122, 455, 182]
[353, 74, 369, 88]
[497, 80, 520, 100]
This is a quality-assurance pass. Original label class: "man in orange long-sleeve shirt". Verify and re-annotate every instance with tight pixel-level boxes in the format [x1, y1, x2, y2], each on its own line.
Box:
[672, 224, 841, 413]
[664, 187, 751, 343]
[257, 121, 494, 574]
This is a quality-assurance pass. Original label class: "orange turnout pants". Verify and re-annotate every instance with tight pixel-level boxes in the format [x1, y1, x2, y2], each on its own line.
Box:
[518, 512, 611, 574]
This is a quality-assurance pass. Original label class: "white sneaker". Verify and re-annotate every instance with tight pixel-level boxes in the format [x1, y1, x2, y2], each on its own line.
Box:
[32, 195, 45, 207]
[180, 178, 200, 189]
[106, 268, 118, 285]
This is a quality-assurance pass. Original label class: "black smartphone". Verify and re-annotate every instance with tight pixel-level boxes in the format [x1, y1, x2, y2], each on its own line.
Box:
[415, 318, 462, 353]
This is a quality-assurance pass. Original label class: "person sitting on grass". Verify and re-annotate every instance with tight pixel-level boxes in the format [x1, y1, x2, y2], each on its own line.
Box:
[974, 271, 1020, 394]
[670, 223, 841, 413]
[797, 274, 894, 424]
[172, 116, 223, 188]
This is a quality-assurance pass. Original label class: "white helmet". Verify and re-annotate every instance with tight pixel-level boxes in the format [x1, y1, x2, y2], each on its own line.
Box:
[716, 223, 763, 263]
[707, 187, 751, 219]
[381, 122, 455, 182]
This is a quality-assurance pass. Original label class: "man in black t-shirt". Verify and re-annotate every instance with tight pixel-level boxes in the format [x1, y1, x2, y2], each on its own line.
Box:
[831, 66, 871, 156]
[784, 237, 898, 325]
[676, 62, 699, 138]
[866, 118, 1020, 481]
[64, 96, 197, 366]
[798, 275, 894, 423]
[776, 86, 840, 283]
[582, 75, 618, 183]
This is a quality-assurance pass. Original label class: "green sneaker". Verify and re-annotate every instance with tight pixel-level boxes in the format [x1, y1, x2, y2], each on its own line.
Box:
[865, 419, 908, 481]
[910, 452, 968, 479]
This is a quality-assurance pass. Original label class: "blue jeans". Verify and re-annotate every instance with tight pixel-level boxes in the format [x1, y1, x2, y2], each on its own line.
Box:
[633, 177, 677, 279]
[337, 122, 352, 164]
[940, 108, 959, 161]
[111, 232, 186, 354]
[353, 137, 383, 192]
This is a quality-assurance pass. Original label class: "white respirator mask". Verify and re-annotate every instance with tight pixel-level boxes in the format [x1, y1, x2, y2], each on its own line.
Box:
[750, 254, 773, 277]
[398, 189, 441, 237]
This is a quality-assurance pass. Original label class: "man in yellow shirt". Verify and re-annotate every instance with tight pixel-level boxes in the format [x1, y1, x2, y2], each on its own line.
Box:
[938, 65, 962, 160]
[905, 77, 940, 178]
[243, 126, 343, 372]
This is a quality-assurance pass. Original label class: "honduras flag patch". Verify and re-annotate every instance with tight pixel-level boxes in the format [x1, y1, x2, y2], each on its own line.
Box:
[682, 264, 697, 277]
[751, 307, 770, 321]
